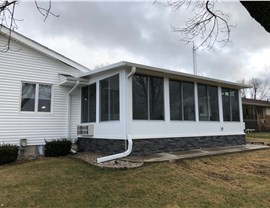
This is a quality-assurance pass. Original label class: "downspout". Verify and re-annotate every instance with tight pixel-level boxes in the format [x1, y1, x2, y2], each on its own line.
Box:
[67, 80, 80, 138]
[97, 66, 136, 163]
[127, 66, 136, 78]
[97, 135, 133, 163]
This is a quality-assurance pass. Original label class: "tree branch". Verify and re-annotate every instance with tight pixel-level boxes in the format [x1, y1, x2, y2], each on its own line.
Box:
[159, 0, 235, 50]
[0, 0, 59, 52]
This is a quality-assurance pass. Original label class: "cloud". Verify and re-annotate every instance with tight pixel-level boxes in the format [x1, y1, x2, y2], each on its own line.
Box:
[14, 1, 270, 82]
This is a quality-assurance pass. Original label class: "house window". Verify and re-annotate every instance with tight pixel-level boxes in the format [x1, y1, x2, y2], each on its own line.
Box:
[198, 84, 219, 121]
[21, 83, 52, 112]
[169, 80, 195, 121]
[38, 85, 52, 112]
[222, 88, 240, 121]
[81, 83, 96, 123]
[133, 74, 164, 120]
[100, 74, 119, 121]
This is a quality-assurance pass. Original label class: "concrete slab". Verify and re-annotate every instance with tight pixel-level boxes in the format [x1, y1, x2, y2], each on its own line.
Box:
[126, 144, 270, 163]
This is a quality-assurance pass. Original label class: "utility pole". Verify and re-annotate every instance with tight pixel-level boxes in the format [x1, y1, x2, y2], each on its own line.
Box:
[192, 41, 197, 75]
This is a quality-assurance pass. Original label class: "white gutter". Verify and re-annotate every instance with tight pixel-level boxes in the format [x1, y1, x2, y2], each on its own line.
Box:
[67, 80, 80, 138]
[97, 135, 133, 163]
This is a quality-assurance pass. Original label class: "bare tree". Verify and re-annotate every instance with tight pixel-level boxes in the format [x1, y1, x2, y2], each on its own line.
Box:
[240, 78, 247, 98]
[249, 77, 270, 100]
[157, 1, 270, 50]
[156, 0, 234, 49]
[0, 0, 58, 52]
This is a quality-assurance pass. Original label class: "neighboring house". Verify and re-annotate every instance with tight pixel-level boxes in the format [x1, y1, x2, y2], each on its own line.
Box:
[0, 27, 89, 153]
[242, 98, 270, 132]
[0, 27, 250, 156]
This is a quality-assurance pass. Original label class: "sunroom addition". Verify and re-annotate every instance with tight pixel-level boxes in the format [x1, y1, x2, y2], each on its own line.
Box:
[77, 61, 249, 156]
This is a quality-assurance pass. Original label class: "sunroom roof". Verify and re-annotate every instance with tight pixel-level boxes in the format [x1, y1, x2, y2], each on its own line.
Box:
[80, 61, 251, 89]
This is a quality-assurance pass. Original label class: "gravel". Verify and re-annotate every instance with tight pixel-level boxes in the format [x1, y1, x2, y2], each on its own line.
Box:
[74, 152, 144, 169]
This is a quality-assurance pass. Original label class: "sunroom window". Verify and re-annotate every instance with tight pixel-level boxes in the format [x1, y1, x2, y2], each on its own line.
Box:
[198, 84, 219, 121]
[21, 83, 52, 112]
[222, 88, 240, 121]
[81, 83, 96, 123]
[100, 74, 119, 121]
[169, 80, 195, 121]
[132, 74, 164, 120]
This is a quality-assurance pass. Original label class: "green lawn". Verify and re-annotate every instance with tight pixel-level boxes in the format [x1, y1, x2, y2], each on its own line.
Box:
[1, 150, 270, 208]
[246, 132, 270, 143]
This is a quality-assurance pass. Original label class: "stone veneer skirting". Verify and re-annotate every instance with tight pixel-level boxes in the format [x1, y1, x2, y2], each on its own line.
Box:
[77, 135, 246, 156]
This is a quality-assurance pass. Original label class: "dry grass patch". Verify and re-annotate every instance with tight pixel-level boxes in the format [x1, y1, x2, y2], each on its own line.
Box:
[0, 150, 270, 207]
[246, 132, 270, 143]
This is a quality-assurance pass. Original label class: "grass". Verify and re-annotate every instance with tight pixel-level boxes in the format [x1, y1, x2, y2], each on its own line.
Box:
[1, 150, 270, 208]
[246, 132, 270, 143]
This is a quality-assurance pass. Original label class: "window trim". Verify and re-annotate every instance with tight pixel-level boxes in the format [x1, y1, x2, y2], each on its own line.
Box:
[20, 81, 53, 113]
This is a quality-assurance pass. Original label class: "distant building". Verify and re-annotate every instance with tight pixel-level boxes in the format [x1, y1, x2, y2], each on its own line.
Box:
[242, 98, 270, 131]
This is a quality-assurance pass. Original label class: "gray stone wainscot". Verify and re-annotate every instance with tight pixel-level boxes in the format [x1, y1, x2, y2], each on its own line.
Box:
[77, 135, 246, 156]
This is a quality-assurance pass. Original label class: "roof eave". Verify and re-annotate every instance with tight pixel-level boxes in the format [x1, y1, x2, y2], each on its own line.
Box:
[0, 26, 90, 73]
[81, 61, 252, 89]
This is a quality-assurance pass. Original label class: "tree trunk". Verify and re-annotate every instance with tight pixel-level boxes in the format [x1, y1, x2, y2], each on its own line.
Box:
[240, 1, 270, 33]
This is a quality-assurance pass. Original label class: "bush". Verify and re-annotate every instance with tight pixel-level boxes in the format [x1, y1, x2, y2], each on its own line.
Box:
[45, 139, 72, 157]
[0, 144, 18, 165]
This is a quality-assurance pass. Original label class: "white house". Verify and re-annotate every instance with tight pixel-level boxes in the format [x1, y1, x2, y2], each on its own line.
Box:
[0, 27, 89, 153]
[0, 27, 250, 156]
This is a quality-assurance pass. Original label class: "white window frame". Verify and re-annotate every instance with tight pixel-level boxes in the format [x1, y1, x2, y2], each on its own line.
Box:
[20, 81, 53, 113]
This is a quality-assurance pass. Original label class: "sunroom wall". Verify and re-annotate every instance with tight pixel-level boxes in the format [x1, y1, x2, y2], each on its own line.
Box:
[126, 68, 245, 139]
[79, 67, 127, 139]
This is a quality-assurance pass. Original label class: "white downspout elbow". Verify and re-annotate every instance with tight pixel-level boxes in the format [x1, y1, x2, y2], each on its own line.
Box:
[97, 135, 133, 163]
[127, 66, 136, 78]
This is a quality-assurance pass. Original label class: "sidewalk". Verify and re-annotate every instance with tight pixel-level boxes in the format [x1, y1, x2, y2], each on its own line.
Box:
[126, 144, 270, 163]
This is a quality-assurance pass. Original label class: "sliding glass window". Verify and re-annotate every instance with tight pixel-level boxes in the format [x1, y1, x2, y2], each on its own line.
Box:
[81, 83, 96, 123]
[169, 80, 195, 121]
[169, 80, 182, 120]
[100, 74, 119, 121]
[222, 88, 240, 121]
[198, 84, 219, 121]
[133, 74, 164, 120]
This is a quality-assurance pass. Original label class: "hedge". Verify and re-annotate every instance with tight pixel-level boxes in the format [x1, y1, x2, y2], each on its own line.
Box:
[0, 144, 18, 165]
[44, 139, 72, 157]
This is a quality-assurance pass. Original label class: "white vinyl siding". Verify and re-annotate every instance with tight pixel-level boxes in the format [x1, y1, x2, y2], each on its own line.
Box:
[0, 34, 81, 145]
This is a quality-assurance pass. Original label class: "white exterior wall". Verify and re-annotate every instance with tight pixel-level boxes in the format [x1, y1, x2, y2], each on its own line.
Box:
[126, 69, 245, 139]
[70, 88, 80, 139]
[79, 68, 127, 139]
[0, 34, 81, 146]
